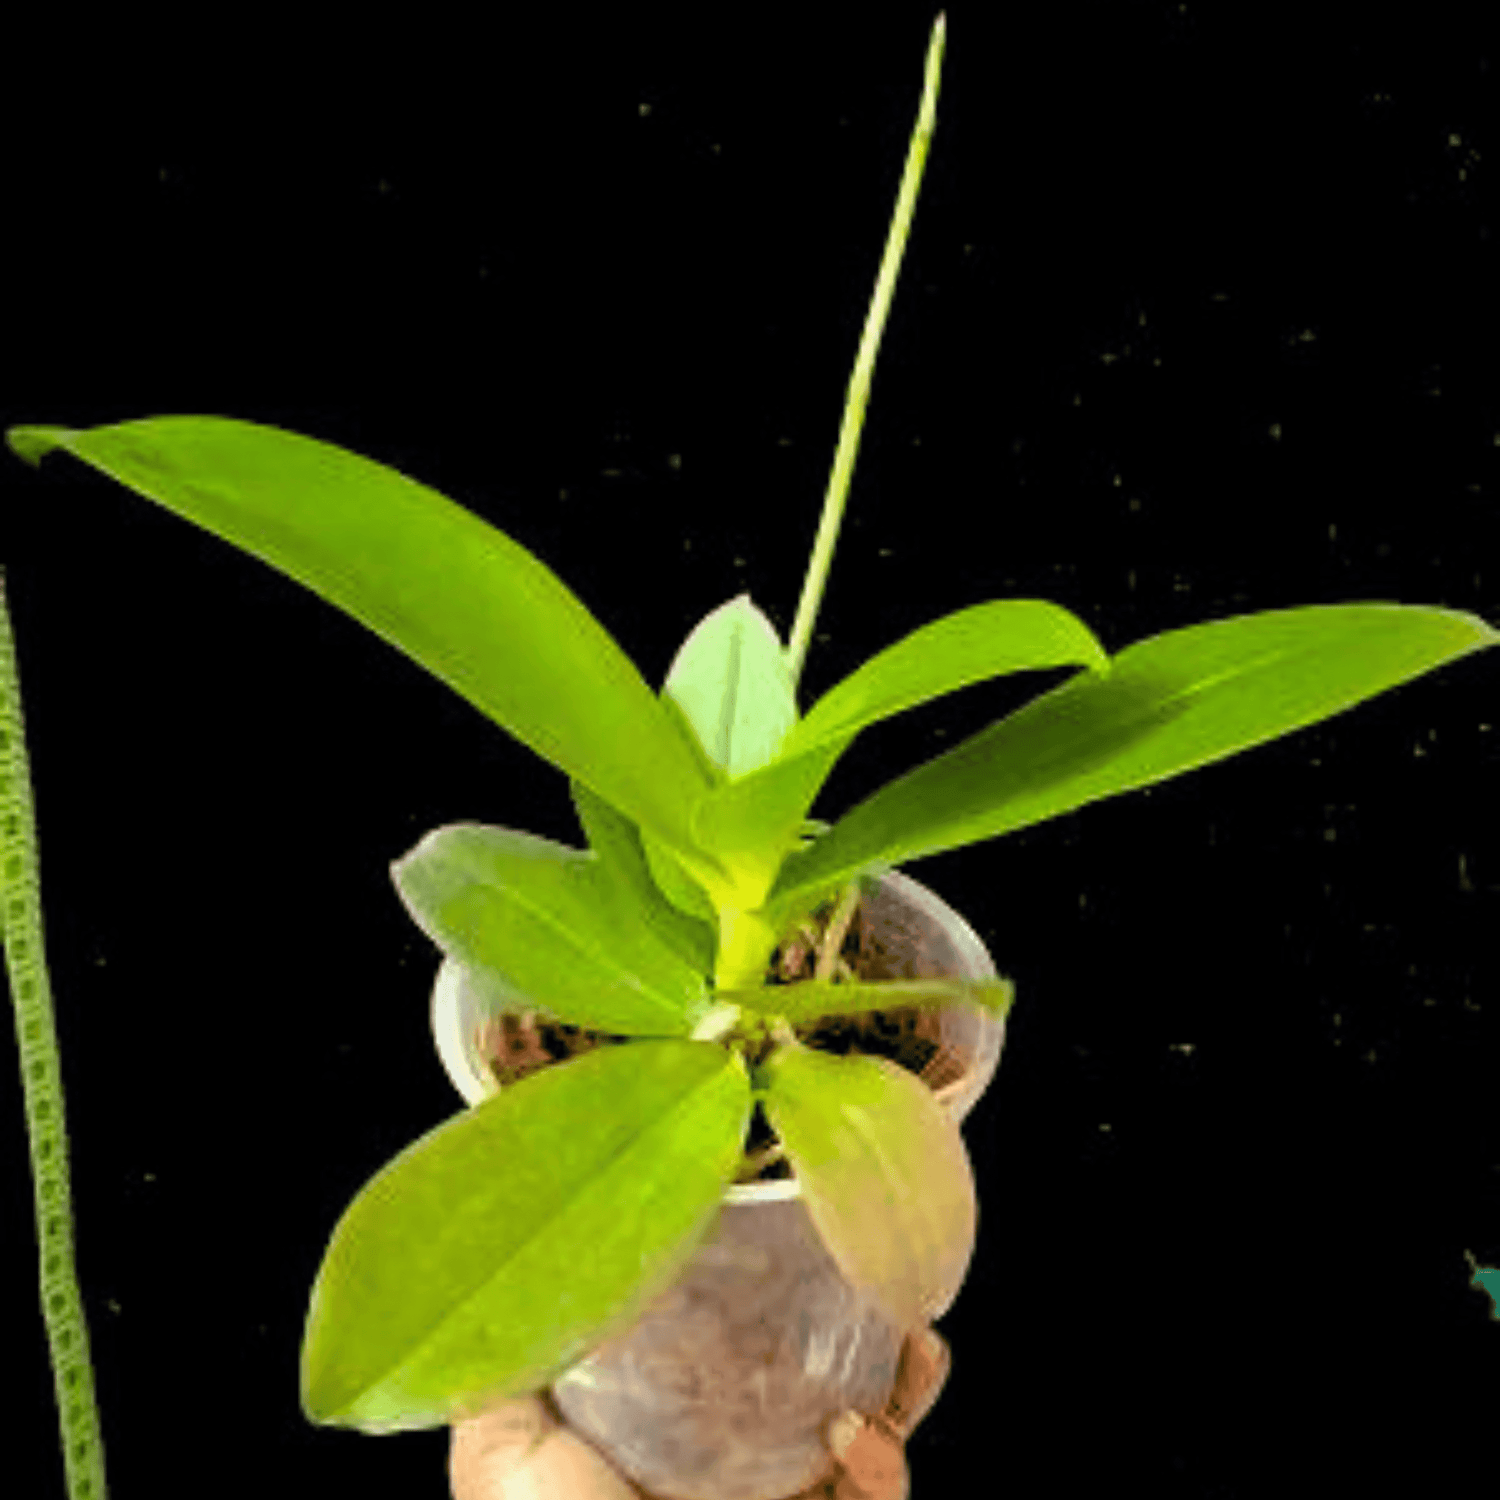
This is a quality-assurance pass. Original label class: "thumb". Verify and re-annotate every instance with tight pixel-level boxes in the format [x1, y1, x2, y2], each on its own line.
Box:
[450, 1398, 638, 1500]
[827, 1410, 907, 1500]
[828, 1411, 865, 1460]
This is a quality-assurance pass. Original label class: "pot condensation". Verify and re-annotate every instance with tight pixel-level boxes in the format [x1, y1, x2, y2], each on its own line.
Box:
[430, 870, 1006, 1500]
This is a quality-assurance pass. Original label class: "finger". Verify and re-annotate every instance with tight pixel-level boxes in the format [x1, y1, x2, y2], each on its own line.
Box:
[827, 1412, 908, 1500]
[450, 1396, 639, 1500]
[450, 1397, 557, 1500]
[882, 1329, 951, 1439]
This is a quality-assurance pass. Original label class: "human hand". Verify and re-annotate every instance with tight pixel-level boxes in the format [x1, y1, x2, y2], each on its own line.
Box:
[449, 1327, 951, 1500]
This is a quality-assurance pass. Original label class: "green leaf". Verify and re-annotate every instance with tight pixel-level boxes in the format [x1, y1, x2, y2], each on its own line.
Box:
[567, 778, 716, 979]
[690, 600, 1109, 901]
[648, 593, 805, 911]
[787, 599, 1109, 758]
[691, 739, 852, 907]
[301, 1040, 752, 1431]
[391, 822, 714, 1037]
[639, 823, 724, 929]
[659, 686, 732, 792]
[764, 603, 1500, 927]
[722, 976, 1016, 1027]
[6, 417, 726, 893]
[663, 594, 798, 780]
[760, 1041, 977, 1336]
[632, 692, 734, 931]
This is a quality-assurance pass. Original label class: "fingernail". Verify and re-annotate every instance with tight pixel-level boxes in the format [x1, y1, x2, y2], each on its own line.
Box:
[829, 1410, 863, 1458]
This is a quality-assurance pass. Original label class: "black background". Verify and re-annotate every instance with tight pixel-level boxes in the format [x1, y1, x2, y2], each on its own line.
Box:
[2, 4, 1498, 1497]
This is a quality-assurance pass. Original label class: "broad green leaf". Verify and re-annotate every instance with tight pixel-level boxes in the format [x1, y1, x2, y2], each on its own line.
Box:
[391, 822, 714, 1037]
[6, 417, 727, 894]
[788, 599, 1109, 757]
[689, 600, 1109, 900]
[302, 1040, 752, 1431]
[761, 1041, 977, 1336]
[762, 603, 1500, 927]
[721, 976, 1016, 1027]
[664, 594, 798, 779]
[567, 778, 716, 978]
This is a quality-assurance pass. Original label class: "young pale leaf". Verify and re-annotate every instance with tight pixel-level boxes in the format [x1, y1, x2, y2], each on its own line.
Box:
[302, 1040, 752, 1432]
[760, 1041, 977, 1337]
[6, 417, 725, 893]
[659, 688, 732, 792]
[690, 600, 1109, 891]
[763, 603, 1500, 927]
[654, 594, 806, 908]
[391, 822, 714, 1037]
[567, 778, 716, 978]
[664, 594, 798, 779]
[723, 976, 1016, 1027]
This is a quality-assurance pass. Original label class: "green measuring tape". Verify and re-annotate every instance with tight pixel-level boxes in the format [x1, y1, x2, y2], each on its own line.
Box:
[0, 568, 109, 1500]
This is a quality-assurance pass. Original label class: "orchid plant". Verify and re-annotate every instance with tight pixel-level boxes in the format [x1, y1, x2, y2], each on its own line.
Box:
[4, 15, 1497, 1494]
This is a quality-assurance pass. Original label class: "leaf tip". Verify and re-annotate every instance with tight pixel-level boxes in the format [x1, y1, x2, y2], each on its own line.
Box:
[1469, 610, 1500, 646]
[5, 424, 72, 468]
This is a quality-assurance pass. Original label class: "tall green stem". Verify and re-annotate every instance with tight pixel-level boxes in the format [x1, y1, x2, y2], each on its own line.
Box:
[784, 12, 947, 694]
[0, 569, 110, 1500]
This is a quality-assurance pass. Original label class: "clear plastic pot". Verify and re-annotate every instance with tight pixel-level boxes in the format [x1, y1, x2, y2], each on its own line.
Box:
[431, 869, 1006, 1500]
